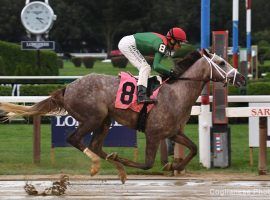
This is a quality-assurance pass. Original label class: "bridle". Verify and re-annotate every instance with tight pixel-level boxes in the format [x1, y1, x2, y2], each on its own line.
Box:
[202, 53, 238, 85]
[174, 53, 238, 86]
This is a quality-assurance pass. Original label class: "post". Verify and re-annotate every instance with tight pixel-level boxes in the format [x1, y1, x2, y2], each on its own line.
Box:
[252, 45, 259, 80]
[199, 0, 211, 169]
[258, 117, 267, 175]
[211, 31, 231, 168]
[36, 35, 41, 69]
[33, 115, 41, 164]
[232, 0, 239, 69]
[246, 0, 252, 75]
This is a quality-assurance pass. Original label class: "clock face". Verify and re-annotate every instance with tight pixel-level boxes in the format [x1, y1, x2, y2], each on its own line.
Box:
[21, 2, 54, 34]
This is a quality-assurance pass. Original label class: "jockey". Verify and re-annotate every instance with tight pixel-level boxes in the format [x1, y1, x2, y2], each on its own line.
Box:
[118, 27, 187, 104]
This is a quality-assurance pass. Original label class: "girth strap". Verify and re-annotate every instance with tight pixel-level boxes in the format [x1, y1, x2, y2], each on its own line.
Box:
[136, 103, 148, 132]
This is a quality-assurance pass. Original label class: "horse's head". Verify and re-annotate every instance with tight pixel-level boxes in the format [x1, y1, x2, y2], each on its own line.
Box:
[202, 49, 246, 87]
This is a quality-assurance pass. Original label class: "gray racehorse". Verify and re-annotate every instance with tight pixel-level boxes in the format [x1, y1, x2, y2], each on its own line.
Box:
[0, 49, 246, 183]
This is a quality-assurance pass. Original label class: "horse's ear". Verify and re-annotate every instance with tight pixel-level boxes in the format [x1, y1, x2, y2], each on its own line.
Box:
[202, 48, 210, 57]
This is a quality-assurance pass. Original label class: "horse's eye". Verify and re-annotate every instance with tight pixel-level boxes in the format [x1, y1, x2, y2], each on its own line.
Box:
[220, 61, 225, 67]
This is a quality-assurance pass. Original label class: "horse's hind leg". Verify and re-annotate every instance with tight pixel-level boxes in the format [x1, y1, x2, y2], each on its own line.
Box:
[87, 117, 127, 183]
[163, 133, 197, 172]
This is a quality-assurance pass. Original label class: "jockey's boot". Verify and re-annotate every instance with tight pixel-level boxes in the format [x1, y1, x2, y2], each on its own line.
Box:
[137, 85, 157, 104]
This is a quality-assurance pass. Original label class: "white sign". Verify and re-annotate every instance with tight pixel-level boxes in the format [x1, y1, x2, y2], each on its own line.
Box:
[21, 41, 55, 50]
[249, 103, 270, 147]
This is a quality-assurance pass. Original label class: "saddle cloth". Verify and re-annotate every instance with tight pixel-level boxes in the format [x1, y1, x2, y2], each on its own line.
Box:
[115, 72, 162, 113]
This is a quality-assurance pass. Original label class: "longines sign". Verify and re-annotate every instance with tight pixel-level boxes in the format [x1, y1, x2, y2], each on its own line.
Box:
[21, 41, 55, 50]
[51, 116, 137, 148]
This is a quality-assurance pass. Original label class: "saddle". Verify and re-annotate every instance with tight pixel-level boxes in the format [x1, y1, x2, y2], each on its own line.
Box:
[115, 72, 164, 131]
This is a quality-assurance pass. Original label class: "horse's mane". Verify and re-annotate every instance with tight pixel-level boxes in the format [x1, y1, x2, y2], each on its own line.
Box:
[173, 50, 202, 77]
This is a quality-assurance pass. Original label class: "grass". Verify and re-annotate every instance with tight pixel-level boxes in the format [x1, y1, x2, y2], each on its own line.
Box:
[0, 123, 267, 175]
[264, 60, 270, 66]
[59, 59, 173, 76]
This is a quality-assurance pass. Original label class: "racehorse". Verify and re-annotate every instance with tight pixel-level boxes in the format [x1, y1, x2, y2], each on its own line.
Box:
[0, 49, 246, 183]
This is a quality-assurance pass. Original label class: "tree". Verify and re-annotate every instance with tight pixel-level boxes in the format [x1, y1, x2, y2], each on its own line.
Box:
[0, 0, 25, 42]
[1, 0, 270, 52]
[94, 0, 152, 56]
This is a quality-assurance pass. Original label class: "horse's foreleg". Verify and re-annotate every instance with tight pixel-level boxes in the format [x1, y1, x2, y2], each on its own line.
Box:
[67, 123, 100, 174]
[88, 118, 127, 183]
[163, 133, 197, 171]
[107, 135, 160, 170]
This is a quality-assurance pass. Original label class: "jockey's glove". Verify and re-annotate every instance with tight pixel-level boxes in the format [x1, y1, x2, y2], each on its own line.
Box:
[169, 69, 178, 79]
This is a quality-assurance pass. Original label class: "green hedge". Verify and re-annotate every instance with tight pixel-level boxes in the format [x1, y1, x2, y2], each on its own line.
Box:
[57, 58, 64, 69]
[259, 65, 270, 73]
[258, 46, 270, 60]
[228, 85, 240, 95]
[19, 84, 65, 96]
[199, 82, 270, 96]
[228, 81, 270, 95]
[82, 57, 96, 68]
[247, 82, 270, 95]
[71, 57, 82, 67]
[0, 41, 58, 76]
[0, 85, 65, 96]
[0, 84, 64, 95]
[0, 56, 5, 75]
[0, 86, 12, 96]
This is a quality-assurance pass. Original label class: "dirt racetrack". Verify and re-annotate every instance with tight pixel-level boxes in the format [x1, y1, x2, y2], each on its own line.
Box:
[0, 173, 270, 200]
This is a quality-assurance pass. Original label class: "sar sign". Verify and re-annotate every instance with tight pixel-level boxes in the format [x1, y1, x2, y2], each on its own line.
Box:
[248, 103, 270, 148]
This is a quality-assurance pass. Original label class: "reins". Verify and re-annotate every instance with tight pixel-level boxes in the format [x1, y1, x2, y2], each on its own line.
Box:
[173, 53, 238, 85]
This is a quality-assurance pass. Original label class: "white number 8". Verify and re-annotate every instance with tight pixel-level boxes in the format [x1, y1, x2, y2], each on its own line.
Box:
[158, 44, 166, 53]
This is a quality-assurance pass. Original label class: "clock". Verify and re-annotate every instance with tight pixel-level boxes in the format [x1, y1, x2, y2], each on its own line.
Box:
[21, 1, 56, 35]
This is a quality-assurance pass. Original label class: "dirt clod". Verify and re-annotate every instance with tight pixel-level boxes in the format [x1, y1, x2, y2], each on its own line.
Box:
[24, 175, 70, 196]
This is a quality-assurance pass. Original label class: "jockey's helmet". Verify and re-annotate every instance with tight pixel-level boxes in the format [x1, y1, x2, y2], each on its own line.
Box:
[166, 27, 188, 43]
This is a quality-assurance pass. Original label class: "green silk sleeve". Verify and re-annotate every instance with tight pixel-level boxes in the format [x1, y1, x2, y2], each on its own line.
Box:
[152, 52, 171, 76]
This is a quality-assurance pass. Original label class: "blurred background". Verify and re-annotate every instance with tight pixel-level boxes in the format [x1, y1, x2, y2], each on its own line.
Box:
[1, 0, 269, 54]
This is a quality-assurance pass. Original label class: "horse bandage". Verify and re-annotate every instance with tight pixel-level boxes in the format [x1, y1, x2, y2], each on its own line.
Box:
[83, 148, 100, 162]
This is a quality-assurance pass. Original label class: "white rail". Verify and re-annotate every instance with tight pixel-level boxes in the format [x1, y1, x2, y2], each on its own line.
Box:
[196, 95, 270, 103]
[0, 96, 47, 103]
[3, 95, 270, 102]
[0, 76, 82, 80]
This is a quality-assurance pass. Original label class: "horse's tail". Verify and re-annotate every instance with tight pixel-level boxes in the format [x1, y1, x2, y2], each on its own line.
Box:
[0, 88, 66, 121]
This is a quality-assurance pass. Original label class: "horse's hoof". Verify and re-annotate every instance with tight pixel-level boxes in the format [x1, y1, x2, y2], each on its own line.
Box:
[90, 167, 99, 177]
[162, 162, 173, 171]
[119, 172, 127, 184]
[106, 152, 118, 161]
[90, 161, 100, 176]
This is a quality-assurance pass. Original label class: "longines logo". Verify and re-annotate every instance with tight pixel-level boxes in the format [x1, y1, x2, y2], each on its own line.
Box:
[55, 116, 79, 127]
[54, 116, 122, 128]
[21, 41, 55, 50]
